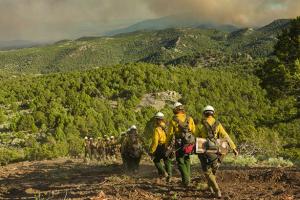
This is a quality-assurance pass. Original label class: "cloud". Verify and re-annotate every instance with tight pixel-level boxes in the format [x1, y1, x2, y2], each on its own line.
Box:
[0, 0, 299, 41]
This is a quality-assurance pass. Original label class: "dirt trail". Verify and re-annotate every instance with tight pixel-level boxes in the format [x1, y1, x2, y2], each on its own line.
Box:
[0, 158, 299, 200]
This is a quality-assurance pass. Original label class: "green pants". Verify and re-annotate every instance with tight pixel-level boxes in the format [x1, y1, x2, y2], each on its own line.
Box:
[85, 147, 91, 159]
[176, 151, 191, 186]
[198, 153, 220, 193]
[153, 145, 172, 177]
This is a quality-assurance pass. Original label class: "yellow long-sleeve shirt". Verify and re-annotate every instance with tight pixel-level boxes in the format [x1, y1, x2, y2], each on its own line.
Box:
[166, 113, 196, 145]
[195, 116, 237, 150]
[149, 122, 167, 154]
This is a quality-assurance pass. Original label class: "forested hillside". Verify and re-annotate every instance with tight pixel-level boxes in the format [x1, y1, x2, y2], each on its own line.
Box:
[0, 20, 289, 74]
[0, 63, 298, 165]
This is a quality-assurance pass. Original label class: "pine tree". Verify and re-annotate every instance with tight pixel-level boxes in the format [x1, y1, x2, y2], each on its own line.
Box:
[258, 17, 300, 107]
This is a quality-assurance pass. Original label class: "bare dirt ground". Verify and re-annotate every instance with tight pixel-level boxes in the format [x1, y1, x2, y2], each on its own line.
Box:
[0, 158, 299, 200]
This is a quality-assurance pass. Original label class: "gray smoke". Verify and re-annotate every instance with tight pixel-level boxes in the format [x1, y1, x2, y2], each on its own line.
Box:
[0, 0, 299, 42]
[0, 0, 152, 41]
[144, 0, 300, 26]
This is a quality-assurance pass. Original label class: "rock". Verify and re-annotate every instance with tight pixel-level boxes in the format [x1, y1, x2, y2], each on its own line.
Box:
[136, 91, 181, 111]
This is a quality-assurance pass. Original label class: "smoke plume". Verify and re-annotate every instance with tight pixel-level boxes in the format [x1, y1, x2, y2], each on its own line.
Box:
[0, 0, 299, 42]
[144, 0, 300, 26]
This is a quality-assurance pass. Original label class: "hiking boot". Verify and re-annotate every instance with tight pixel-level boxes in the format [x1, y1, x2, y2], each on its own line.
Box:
[166, 176, 172, 183]
[216, 190, 222, 198]
[163, 171, 168, 177]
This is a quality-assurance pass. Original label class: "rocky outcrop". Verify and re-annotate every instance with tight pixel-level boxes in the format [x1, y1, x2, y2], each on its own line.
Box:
[136, 91, 182, 111]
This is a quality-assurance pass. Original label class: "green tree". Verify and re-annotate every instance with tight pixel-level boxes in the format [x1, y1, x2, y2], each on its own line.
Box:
[17, 114, 38, 132]
[0, 109, 6, 124]
[258, 17, 300, 105]
[33, 111, 47, 127]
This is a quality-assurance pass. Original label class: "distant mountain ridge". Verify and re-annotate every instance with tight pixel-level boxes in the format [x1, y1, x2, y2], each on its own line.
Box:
[258, 19, 291, 33]
[107, 15, 240, 35]
[0, 18, 291, 74]
[0, 40, 50, 50]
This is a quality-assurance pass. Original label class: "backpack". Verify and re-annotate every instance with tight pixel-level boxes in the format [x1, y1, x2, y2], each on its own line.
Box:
[173, 115, 195, 145]
[128, 143, 143, 158]
[122, 136, 143, 158]
[202, 120, 220, 151]
[173, 115, 195, 155]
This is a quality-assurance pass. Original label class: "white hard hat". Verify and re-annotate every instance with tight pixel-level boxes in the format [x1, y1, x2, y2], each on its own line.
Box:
[84, 136, 88, 140]
[130, 125, 137, 130]
[110, 136, 114, 139]
[155, 112, 164, 119]
[89, 137, 93, 140]
[173, 102, 183, 109]
[203, 105, 215, 113]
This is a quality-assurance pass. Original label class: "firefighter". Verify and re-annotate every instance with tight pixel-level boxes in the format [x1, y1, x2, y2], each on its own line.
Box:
[89, 137, 97, 160]
[110, 136, 117, 161]
[96, 137, 105, 161]
[196, 105, 238, 198]
[84, 136, 91, 160]
[166, 102, 196, 187]
[149, 112, 172, 182]
[121, 125, 144, 173]
[104, 136, 111, 161]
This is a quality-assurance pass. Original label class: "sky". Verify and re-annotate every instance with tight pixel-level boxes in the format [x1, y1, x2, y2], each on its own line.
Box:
[0, 0, 299, 42]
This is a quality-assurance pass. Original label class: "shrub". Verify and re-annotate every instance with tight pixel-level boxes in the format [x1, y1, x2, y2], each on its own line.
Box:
[16, 114, 38, 132]
[0, 147, 25, 165]
[223, 155, 258, 167]
[67, 134, 84, 158]
[0, 108, 6, 124]
[263, 157, 293, 167]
